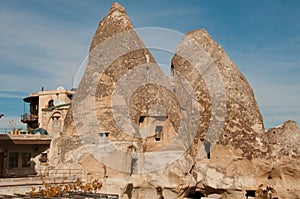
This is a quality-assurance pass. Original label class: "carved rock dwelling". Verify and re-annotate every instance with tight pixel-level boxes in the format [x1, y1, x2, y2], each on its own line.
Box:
[6, 2, 298, 199]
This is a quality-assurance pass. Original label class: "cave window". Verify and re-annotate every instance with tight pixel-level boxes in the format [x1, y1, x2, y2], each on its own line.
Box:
[186, 191, 205, 198]
[245, 190, 256, 198]
[139, 116, 146, 124]
[39, 153, 48, 163]
[171, 64, 175, 76]
[204, 140, 211, 159]
[99, 132, 109, 137]
[155, 126, 163, 141]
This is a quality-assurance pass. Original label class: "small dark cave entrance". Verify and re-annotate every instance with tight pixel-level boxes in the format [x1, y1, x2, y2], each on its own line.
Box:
[139, 116, 146, 124]
[245, 190, 256, 198]
[185, 187, 205, 199]
[185, 185, 227, 198]
[187, 191, 205, 198]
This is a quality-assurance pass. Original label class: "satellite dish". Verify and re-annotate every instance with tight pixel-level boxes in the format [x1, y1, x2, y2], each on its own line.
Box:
[57, 86, 64, 90]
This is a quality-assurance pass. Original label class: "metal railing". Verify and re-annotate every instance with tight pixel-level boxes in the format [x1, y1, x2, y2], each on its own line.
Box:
[0, 128, 32, 135]
[3, 167, 37, 178]
[21, 113, 38, 122]
[1, 168, 84, 179]
[39, 168, 84, 180]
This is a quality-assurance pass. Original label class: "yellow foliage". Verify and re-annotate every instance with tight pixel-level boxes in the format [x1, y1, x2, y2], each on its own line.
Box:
[28, 178, 103, 197]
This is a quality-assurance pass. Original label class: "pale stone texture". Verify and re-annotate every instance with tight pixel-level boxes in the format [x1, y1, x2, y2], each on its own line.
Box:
[47, 2, 300, 199]
[171, 29, 266, 160]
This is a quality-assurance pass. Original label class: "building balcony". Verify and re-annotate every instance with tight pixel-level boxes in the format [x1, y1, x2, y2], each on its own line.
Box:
[21, 113, 38, 123]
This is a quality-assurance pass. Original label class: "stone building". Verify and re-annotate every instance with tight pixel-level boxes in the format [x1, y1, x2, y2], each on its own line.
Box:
[0, 134, 51, 178]
[21, 87, 74, 135]
[0, 87, 74, 178]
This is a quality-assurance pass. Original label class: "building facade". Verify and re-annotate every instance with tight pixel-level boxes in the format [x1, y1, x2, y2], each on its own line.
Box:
[0, 87, 74, 178]
[21, 87, 74, 136]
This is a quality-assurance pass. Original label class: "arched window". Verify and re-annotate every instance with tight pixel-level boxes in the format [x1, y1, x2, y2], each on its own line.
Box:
[48, 99, 54, 107]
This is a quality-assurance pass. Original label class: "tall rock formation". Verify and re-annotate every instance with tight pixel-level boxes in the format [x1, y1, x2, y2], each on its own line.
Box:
[171, 29, 266, 160]
[48, 2, 300, 199]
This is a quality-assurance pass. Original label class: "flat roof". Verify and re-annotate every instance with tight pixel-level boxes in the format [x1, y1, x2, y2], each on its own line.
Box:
[23, 89, 75, 102]
[23, 95, 38, 103]
[0, 134, 52, 145]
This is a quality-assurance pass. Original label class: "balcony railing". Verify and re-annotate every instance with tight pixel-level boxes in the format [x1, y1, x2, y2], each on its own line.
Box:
[21, 113, 38, 123]
[39, 168, 84, 179]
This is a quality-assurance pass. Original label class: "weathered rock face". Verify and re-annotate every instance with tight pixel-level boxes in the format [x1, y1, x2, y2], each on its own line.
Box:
[171, 29, 266, 160]
[49, 2, 300, 199]
[266, 120, 300, 159]
[51, 0, 183, 176]
[90, 2, 133, 52]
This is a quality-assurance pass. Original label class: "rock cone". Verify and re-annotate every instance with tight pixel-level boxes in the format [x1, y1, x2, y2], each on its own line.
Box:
[48, 2, 300, 199]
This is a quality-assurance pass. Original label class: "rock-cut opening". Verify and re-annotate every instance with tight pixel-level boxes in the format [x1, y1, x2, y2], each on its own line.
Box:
[186, 191, 205, 198]
[185, 187, 205, 198]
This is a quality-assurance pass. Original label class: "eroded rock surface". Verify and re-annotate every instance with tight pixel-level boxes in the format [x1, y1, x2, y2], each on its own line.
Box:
[171, 29, 266, 160]
[49, 2, 300, 199]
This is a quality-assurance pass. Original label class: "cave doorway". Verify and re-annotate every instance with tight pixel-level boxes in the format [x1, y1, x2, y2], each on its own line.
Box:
[186, 190, 205, 199]
[245, 190, 256, 198]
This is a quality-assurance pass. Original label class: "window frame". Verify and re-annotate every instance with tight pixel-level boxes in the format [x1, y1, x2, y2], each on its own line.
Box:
[8, 152, 19, 168]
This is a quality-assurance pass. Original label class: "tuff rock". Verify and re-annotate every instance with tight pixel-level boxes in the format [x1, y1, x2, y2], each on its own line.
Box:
[49, 3, 300, 199]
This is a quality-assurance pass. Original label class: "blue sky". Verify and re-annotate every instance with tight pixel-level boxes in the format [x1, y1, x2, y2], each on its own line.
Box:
[0, 0, 299, 130]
